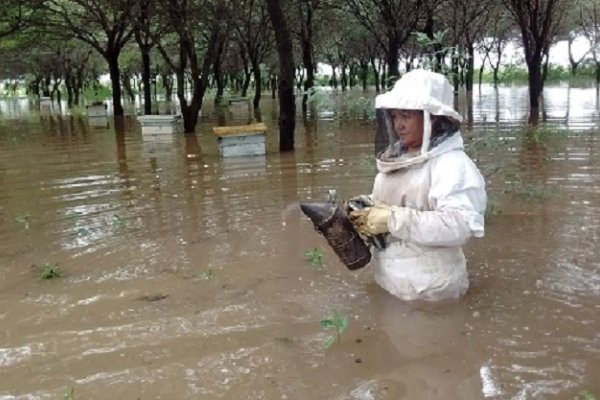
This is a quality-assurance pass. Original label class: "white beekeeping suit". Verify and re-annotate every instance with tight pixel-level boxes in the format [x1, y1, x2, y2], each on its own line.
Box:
[351, 69, 487, 301]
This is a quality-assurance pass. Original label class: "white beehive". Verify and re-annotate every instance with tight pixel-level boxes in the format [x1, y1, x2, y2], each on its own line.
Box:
[137, 114, 183, 139]
[86, 103, 108, 117]
[212, 123, 267, 158]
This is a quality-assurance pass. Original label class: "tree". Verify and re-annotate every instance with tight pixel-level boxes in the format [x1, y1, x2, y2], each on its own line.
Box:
[504, 0, 568, 121]
[0, 0, 41, 38]
[477, 9, 515, 87]
[575, 0, 600, 83]
[345, 0, 427, 79]
[266, 0, 296, 151]
[154, 0, 223, 133]
[133, 0, 165, 115]
[439, 0, 494, 92]
[292, 0, 334, 112]
[42, 0, 136, 116]
[233, 0, 273, 109]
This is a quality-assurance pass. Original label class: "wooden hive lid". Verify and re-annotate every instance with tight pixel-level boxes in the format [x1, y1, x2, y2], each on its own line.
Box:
[212, 122, 267, 137]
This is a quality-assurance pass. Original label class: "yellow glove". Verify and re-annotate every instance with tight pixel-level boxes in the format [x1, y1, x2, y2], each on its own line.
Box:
[348, 201, 391, 237]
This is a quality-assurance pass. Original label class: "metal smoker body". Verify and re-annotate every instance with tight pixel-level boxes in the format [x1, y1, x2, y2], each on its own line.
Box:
[299, 190, 371, 270]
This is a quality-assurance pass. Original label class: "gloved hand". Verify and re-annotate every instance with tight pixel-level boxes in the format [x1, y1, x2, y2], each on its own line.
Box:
[345, 194, 374, 213]
[348, 201, 391, 237]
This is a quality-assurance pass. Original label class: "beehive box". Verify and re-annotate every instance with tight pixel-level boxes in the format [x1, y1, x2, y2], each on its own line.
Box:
[138, 114, 183, 137]
[212, 123, 267, 158]
[86, 103, 108, 117]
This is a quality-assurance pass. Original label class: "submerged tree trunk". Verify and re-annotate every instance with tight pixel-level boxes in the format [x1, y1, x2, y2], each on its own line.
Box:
[330, 65, 338, 89]
[122, 73, 135, 103]
[161, 73, 173, 101]
[161, 29, 218, 132]
[107, 51, 124, 116]
[358, 61, 368, 90]
[506, 0, 565, 124]
[266, 0, 296, 152]
[213, 36, 227, 105]
[140, 47, 152, 114]
[270, 73, 277, 99]
[478, 57, 485, 90]
[385, 38, 400, 80]
[465, 43, 475, 92]
[242, 61, 251, 97]
[65, 73, 74, 107]
[340, 65, 348, 91]
[370, 58, 380, 92]
[252, 61, 262, 109]
[527, 57, 543, 123]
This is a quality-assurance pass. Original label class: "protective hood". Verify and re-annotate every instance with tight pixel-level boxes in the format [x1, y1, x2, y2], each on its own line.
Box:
[374, 69, 463, 172]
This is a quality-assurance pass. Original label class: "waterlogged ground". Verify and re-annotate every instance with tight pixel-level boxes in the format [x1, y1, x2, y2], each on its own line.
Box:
[0, 84, 599, 399]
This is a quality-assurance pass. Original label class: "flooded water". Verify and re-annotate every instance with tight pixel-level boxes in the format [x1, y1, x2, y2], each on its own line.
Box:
[0, 84, 599, 399]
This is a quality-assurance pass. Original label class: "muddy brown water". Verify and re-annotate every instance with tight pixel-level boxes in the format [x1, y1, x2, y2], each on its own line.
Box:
[0, 84, 599, 399]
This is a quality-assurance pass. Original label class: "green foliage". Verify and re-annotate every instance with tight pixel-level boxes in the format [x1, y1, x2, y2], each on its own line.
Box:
[112, 214, 126, 230]
[412, 29, 466, 79]
[40, 262, 63, 279]
[82, 85, 111, 104]
[413, 29, 448, 48]
[204, 88, 233, 106]
[68, 211, 91, 237]
[507, 181, 548, 201]
[1, 80, 24, 97]
[577, 391, 597, 400]
[304, 247, 324, 268]
[340, 96, 375, 119]
[320, 309, 349, 348]
[497, 65, 529, 82]
[198, 268, 214, 281]
[361, 154, 376, 170]
[522, 125, 568, 149]
[307, 88, 374, 119]
[485, 197, 501, 219]
[76, 227, 90, 237]
[315, 75, 330, 86]
[465, 134, 505, 156]
[60, 386, 75, 400]
[307, 87, 334, 114]
[480, 63, 599, 84]
[69, 106, 86, 117]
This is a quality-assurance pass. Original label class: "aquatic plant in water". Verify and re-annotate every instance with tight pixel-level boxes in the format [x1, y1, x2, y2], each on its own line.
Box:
[68, 212, 89, 236]
[41, 263, 62, 279]
[320, 309, 349, 348]
[340, 96, 375, 119]
[112, 213, 126, 230]
[485, 197, 501, 219]
[578, 391, 597, 400]
[306, 87, 335, 115]
[198, 268, 214, 281]
[61, 386, 75, 400]
[304, 247, 324, 268]
[509, 182, 548, 200]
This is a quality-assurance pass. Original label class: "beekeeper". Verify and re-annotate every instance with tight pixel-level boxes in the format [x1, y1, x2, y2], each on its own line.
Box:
[349, 69, 486, 301]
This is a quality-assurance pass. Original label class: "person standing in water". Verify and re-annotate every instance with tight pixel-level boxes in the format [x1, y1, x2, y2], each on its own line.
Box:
[349, 69, 487, 301]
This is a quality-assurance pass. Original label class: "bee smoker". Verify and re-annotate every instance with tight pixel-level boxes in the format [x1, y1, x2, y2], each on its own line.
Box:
[299, 190, 371, 270]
